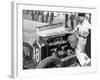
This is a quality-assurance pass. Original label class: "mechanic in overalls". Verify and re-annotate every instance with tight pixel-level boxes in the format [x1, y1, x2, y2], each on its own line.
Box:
[70, 13, 91, 66]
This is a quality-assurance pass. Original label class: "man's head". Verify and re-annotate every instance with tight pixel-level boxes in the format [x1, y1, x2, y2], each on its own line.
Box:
[78, 13, 85, 24]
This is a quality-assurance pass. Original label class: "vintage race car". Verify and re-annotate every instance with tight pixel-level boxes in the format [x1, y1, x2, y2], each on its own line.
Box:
[23, 22, 78, 69]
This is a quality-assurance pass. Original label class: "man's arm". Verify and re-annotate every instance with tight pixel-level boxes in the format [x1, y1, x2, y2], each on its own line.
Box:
[71, 25, 79, 34]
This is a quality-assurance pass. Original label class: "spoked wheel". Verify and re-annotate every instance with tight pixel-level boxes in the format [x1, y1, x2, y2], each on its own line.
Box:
[36, 56, 62, 68]
[23, 42, 33, 60]
[23, 42, 34, 69]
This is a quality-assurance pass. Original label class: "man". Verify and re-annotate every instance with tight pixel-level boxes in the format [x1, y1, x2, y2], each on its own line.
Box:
[31, 10, 35, 21]
[41, 11, 44, 22]
[50, 12, 54, 24]
[70, 13, 91, 66]
[67, 13, 72, 28]
[45, 11, 49, 22]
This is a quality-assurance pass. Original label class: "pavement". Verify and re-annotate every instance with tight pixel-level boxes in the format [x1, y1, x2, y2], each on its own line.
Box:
[23, 19, 49, 45]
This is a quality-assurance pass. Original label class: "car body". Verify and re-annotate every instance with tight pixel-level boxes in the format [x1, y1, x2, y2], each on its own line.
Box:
[32, 23, 77, 68]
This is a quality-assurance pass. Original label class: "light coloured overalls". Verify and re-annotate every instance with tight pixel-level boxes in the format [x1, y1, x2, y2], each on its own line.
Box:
[75, 19, 91, 66]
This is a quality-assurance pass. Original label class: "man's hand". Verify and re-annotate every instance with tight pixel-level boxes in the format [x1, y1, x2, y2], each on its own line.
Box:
[76, 52, 91, 66]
